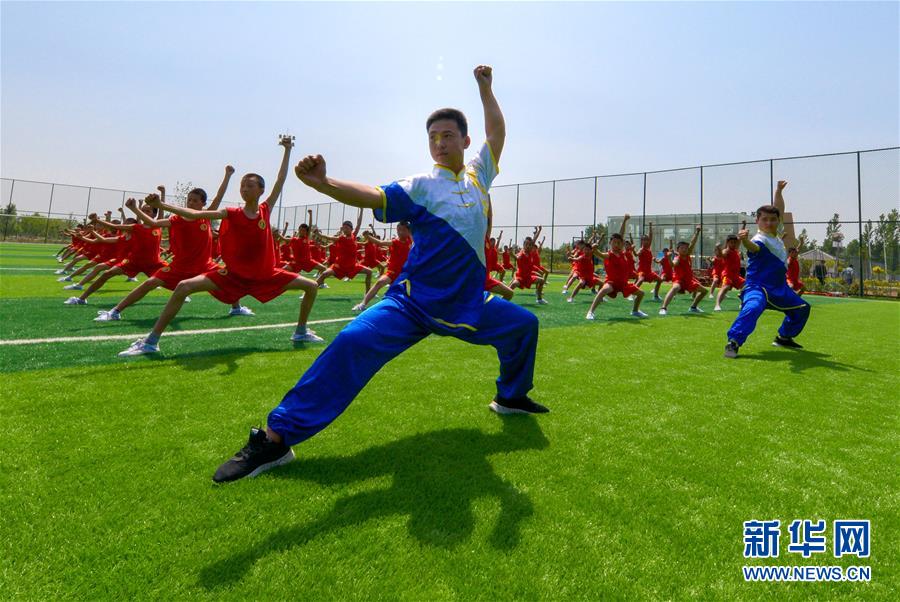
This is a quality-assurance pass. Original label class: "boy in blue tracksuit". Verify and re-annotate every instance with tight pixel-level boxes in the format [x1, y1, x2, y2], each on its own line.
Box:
[724, 180, 811, 358]
[214, 65, 548, 483]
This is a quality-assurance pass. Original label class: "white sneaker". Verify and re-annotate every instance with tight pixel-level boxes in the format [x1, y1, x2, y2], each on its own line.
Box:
[561, 288, 568, 295]
[54, 269, 66, 275]
[184, 296, 192, 303]
[601, 297, 609, 303]
[652, 296, 662, 302]
[351, 303, 366, 312]
[713, 306, 722, 312]
[626, 295, 635, 301]
[118, 338, 159, 356]
[659, 308, 668, 315]
[95, 310, 121, 321]
[291, 331, 325, 343]
[342, 277, 350, 282]
[64, 297, 86, 305]
[317, 282, 329, 289]
[689, 306, 704, 313]
[63, 283, 83, 290]
[57, 276, 72, 282]
[586, 312, 595, 320]
[631, 310, 648, 318]
[566, 297, 574, 303]
[229, 306, 254, 316]
[125, 277, 138, 282]
[536, 298, 548, 305]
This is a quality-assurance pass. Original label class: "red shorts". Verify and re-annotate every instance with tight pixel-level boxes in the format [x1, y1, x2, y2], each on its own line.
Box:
[674, 278, 701, 293]
[638, 270, 662, 283]
[515, 272, 538, 289]
[605, 280, 640, 298]
[205, 267, 299, 304]
[485, 276, 503, 291]
[662, 271, 674, 282]
[577, 270, 599, 288]
[362, 257, 381, 268]
[710, 269, 723, 281]
[116, 258, 167, 279]
[290, 258, 322, 273]
[152, 264, 215, 291]
[502, 261, 513, 270]
[330, 263, 366, 280]
[723, 274, 745, 289]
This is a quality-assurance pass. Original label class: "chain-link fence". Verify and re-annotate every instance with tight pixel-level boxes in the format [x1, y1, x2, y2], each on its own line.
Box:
[4, 147, 898, 296]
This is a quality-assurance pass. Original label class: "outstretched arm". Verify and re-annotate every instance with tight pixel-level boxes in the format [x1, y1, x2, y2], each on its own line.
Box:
[363, 232, 392, 248]
[687, 225, 701, 255]
[774, 180, 797, 248]
[208, 165, 235, 211]
[126, 197, 170, 227]
[647, 221, 653, 245]
[619, 213, 630, 238]
[263, 136, 294, 209]
[144, 193, 226, 221]
[90, 214, 134, 231]
[352, 207, 363, 237]
[474, 65, 505, 163]
[294, 154, 383, 210]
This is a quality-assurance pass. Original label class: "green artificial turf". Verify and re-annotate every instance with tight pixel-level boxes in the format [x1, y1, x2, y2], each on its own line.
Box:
[1, 242, 897, 600]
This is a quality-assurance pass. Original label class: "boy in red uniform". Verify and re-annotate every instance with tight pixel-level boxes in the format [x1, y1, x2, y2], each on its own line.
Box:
[624, 238, 638, 281]
[786, 247, 804, 294]
[63, 205, 167, 304]
[118, 137, 323, 356]
[501, 243, 513, 274]
[509, 236, 547, 304]
[352, 221, 414, 311]
[656, 243, 675, 284]
[94, 168, 247, 321]
[659, 226, 708, 315]
[714, 234, 744, 311]
[584, 231, 647, 319]
[565, 240, 602, 303]
[707, 244, 725, 301]
[485, 229, 505, 281]
[634, 221, 664, 302]
[315, 209, 373, 292]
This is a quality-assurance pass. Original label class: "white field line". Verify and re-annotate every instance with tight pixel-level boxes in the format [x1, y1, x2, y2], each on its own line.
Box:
[0, 267, 58, 271]
[0, 317, 354, 346]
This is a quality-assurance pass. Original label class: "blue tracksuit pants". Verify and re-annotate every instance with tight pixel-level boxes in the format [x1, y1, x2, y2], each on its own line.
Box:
[268, 293, 539, 446]
[727, 284, 811, 346]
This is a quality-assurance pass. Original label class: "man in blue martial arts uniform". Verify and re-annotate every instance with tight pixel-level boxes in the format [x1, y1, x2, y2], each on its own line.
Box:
[724, 180, 811, 359]
[214, 65, 548, 483]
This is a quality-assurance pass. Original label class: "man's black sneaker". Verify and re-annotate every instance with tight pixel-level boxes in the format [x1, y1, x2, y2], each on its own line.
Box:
[213, 427, 295, 483]
[773, 336, 803, 349]
[724, 339, 740, 359]
[489, 396, 550, 415]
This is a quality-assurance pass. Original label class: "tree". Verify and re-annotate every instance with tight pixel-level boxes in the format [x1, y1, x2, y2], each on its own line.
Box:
[796, 228, 812, 253]
[875, 209, 900, 275]
[583, 223, 608, 245]
[1, 200, 17, 239]
[823, 213, 841, 255]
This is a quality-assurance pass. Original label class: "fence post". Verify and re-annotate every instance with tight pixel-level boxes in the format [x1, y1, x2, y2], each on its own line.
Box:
[769, 159, 774, 203]
[641, 173, 647, 238]
[592, 176, 598, 235]
[699, 166, 704, 262]
[550, 180, 556, 272]
[3, 179, 16, 241]
[84, 187, 93, 223]
[44, 183, 56, 243]
[857, 152, 864, 297]
[514, 184, 520, 248]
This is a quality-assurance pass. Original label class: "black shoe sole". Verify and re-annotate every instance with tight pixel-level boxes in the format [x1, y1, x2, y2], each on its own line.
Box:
[489, 400, 549, 415]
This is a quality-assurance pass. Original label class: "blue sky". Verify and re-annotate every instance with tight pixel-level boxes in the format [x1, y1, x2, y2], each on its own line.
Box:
[2, 1, 897, 236]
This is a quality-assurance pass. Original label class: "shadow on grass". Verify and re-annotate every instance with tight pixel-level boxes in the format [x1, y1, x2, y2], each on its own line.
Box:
[198, 416, 549, 590]
[66, 345, 304, 376]
[739, 348, 872, 374]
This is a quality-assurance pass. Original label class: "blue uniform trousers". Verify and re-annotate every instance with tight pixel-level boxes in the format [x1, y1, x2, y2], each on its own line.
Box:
[268, 293, 539, 446]
[727, 284, 810, 346]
